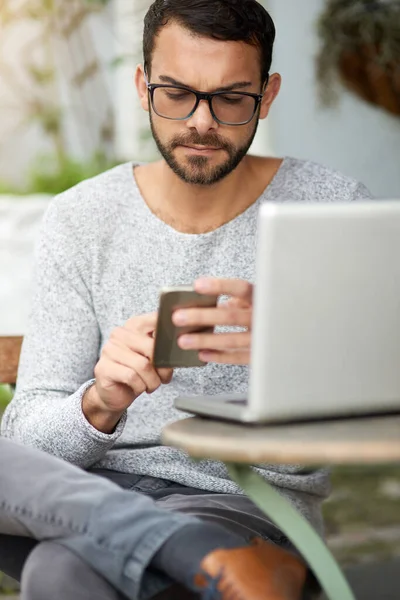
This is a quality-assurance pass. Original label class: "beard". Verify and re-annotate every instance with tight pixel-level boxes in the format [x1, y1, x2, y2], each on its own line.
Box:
[150, 113, 260, 186]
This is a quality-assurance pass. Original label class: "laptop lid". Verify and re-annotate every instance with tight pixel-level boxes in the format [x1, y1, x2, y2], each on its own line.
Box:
[248, 200, 400, 421]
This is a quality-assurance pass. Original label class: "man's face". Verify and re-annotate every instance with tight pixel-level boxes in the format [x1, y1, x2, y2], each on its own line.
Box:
[140, 23, 268, 186]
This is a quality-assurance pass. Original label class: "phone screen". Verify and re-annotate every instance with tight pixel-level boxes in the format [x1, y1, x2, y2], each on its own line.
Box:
[153, 287, 219, 369]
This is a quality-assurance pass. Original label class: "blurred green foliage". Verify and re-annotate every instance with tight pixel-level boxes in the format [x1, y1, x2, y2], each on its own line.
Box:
[0, 385, 13, 412]
[0, 153, 120, 196]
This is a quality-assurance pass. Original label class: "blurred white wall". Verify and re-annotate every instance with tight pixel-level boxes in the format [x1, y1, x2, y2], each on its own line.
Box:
[265, 0, 400, 198]
[114, 0, 142, 160]
[0, 14, 55, 184]
[114, 0, 161, 162]
[0, 196, 51, 335]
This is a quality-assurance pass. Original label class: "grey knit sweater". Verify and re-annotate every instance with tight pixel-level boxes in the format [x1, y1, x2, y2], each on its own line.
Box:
[2, 157, 372, 532]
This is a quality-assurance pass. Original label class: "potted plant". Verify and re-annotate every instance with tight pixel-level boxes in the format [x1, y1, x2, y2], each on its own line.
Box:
[316, 0, 400, 116]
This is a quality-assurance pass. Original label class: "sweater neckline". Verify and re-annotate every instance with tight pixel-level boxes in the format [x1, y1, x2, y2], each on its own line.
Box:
[125, 157, 291, 239]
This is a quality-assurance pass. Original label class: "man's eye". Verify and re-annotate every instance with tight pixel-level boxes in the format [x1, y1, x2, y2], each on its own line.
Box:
[166, 91, 191, 100]
[219, 95, 244, 104]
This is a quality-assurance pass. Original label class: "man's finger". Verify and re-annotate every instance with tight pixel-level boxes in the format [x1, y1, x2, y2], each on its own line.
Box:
[157, 368, 174, 384]
[178, 331, 251, 351]
[126, 312, 158, 334]
[224, 297, 251, 309]
[194, 278, 253, 302]
[173, 307, 252, 329]
[112, 328, 155, 361]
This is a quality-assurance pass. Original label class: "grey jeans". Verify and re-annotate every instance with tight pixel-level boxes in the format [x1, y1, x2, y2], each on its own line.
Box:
[0, 438, 297, 600]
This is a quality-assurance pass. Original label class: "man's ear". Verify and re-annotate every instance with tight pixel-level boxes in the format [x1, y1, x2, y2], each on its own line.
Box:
[135, 64, 150, 112]
[259, 73, 281, 120]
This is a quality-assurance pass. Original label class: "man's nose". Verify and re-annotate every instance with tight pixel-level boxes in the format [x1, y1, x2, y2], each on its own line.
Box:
[186, 99, 218, 135]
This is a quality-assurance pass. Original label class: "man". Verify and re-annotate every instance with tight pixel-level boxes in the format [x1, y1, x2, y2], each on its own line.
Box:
[0, 0, 371, 598]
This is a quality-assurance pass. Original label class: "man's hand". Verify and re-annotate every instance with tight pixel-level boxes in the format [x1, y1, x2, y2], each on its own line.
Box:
[83, 313, 173, 434]
[173, 278, 253, 366]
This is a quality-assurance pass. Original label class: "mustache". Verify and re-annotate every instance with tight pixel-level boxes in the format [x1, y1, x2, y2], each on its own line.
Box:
[169, 133, 234, 152]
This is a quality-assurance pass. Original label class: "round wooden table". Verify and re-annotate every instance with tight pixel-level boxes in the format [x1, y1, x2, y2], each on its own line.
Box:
[162, 414, 400, 600]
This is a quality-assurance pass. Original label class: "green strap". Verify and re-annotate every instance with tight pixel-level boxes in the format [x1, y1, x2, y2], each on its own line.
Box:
[226, 463, 356, 600]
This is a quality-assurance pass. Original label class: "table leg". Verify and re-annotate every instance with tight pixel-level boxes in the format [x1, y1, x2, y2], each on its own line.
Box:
[226, 463, 355, 600]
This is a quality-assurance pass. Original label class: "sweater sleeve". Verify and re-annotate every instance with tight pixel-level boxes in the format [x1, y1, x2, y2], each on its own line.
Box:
[1, 197, 127, 468]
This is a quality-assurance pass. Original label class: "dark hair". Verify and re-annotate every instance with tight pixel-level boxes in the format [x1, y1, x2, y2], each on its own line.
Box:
[143, 0, 276, 83]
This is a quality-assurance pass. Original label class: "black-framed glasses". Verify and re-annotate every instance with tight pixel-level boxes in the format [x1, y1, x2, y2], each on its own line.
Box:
[144, 73, 267, 127]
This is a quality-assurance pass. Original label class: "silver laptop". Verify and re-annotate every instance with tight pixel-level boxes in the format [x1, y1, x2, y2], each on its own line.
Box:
[175, 200, 400, 423]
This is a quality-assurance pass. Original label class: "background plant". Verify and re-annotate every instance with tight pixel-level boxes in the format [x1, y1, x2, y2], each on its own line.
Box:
[0, 0, 119, 191]
[316, 0, 400, 112]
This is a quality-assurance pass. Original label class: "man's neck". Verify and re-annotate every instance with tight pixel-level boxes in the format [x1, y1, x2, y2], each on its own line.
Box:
[134, 155, 283, 235]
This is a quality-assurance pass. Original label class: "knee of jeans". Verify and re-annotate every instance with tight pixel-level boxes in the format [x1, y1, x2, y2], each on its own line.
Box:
[21, 543, 78, 600]
[21, 542, 118, 600]
[21, 542, 122, 600]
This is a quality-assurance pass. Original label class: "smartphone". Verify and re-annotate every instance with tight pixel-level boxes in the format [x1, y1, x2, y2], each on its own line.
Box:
[153, 286, 219, 369]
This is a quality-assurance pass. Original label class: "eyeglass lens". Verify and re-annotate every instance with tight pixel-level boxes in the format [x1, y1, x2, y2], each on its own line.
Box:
[152, 87, 257, 124]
